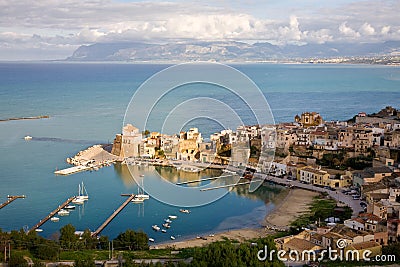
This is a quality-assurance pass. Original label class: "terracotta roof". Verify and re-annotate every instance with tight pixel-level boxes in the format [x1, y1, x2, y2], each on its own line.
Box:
[351, 241, 380, 250]
[285, 238, 318, 251]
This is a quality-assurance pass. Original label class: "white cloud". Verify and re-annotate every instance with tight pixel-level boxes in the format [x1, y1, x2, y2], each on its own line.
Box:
[359, 23, 375, 36]
[339, 22, 360, 38]
[381, 25, 390, 35]
[0, 0, 399, 60]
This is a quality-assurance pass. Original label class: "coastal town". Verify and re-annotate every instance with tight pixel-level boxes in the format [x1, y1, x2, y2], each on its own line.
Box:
[58, 106, 400, 262]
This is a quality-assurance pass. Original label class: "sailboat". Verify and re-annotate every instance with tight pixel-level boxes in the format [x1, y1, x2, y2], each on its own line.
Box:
[131, 178, 149, 203]
[136, 178, 149, 200]
[72, 182, 89, 204]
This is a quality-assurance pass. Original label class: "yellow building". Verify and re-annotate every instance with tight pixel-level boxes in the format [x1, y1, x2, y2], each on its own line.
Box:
[294, 112, 323, 128]
[297, 166, 351, 188]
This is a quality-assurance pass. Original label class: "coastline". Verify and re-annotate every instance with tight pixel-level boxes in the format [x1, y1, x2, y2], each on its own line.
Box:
[151, 188, 319, 249]
[263, 188, 319, 229]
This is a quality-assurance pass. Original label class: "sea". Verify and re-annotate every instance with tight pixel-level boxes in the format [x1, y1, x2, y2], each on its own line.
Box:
[0, 62, 399, 242]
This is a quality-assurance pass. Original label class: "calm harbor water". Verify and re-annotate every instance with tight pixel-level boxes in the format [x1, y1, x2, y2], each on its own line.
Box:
[0, 62, 399, 242]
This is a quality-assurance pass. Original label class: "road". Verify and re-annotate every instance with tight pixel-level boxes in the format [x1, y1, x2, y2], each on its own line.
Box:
[254, 173, 364, 217]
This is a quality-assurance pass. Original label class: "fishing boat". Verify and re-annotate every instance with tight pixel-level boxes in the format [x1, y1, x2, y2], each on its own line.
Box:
[170, 236, 175, 240]
[179, 209, 190, 214]
[168, 215, 177, 220]
[57, 209, 69, 216]
[152, 225, 160, 231]
[148, 238, 155, 242]
[50, 217, 60, 222]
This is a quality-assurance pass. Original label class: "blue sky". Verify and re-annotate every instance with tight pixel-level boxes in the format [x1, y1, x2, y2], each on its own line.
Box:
[0, 0, 399, 60]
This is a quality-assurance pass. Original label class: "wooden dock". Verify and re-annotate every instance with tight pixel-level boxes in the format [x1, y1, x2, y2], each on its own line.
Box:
[0, 195, 26, 209]
[28, 196, 75, 233]
[91, 194, 135, 237]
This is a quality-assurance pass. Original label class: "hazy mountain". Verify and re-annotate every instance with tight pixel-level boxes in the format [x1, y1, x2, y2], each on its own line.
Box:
[67, 41, 400, 62]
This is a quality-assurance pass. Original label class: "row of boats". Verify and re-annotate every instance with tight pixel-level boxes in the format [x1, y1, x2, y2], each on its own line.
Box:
[36, 182, 89, 232]
[149, 209, 191, 242]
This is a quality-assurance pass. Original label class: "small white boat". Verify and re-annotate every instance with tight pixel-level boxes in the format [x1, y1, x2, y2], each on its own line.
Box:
[24, 135, 33, 140]
[51, 217, 60, 222]
[131, 196, 144, 203]
[162, 223, 170, 229]
[65, 205, 76, 209]
[136, 194, 150, 200]
[170, 236, 175, 240]
[148, 238, 155, 242]
[179, 209, 190, 214]
[152, 225, 160, 231]
[140, 174, 145, 177]
[72, 197, 85, 204]
[164, 218, 172, 223]
[161, 229, 167, 233]
[168, 215, 177, 220]
[58, 209, 69, 216]
[35, 229, 43, 232]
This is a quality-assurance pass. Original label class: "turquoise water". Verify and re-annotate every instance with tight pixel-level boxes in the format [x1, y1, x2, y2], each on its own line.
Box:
[0, 62, 399, 242]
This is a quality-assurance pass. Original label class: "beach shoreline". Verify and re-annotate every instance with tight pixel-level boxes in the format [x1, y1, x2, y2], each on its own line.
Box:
[151, 188, 319, 249]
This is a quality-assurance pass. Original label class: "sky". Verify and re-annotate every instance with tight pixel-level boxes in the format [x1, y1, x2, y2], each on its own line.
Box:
[0, 0, 399, 60]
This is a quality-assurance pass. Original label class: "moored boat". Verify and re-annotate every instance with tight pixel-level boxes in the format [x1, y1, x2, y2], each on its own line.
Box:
[149, 238, 155, 242]
[152, 225, 160, 231]
[50, 217, 60, 222]
[131, 196, 144, 203]
[24, 135, 33, 140]
[57, 209, 69, 216]
[35, 229, 43, 232]
[168, 215, 177, 219]
[170, 236, 175, 240]
[179, 209, 190, 214]
[162, 223, 170, 229]
[65, 205, 76, 209]
[161, 229, 167, 233]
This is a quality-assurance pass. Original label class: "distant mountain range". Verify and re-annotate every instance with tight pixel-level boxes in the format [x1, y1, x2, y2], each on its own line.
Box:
[66, 41, 400, 62]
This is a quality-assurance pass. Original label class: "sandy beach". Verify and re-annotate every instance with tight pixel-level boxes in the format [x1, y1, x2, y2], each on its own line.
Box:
[264, 188, 319, 228]
[152, 188, 319, 249]
[151, 228, 266, 249]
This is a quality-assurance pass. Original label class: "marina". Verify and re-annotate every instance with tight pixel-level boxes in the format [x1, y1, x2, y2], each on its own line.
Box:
[28, 196, 76, 233]
[91, 194, 135, 237]
[0, 195, 26, 210]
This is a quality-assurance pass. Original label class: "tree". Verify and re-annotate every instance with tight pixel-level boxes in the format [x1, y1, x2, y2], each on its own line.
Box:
[59, 224, 78, 249]
[81, 229, 97, 249]
[114, 229, 149, 251]
[9, 253, 28, 267]
[74, 256, 95, 267]
[98, 235, 109, 250]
